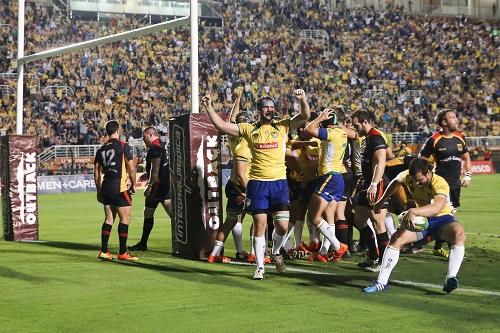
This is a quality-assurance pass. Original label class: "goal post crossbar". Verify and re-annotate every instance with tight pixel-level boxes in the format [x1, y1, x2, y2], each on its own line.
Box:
[18, 16, 190, 66]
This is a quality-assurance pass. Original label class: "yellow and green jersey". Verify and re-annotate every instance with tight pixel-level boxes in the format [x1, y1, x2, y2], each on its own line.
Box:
[396, 170, 454, 216]
[238, 119, 290, 180]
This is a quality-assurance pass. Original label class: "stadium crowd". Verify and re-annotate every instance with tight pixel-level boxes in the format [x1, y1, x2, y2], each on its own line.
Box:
[0, 0, 499, 147]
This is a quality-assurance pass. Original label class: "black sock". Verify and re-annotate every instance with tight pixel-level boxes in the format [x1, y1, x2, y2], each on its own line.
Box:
[140, 217, 154, 245]
[118, 223, 129, 255]
[347, 222, 354, 247]
[360, 226, 378, 260]
[101, 223, 112, 252]
[376, 232, 389, 262]
[335, 220, 349, 244]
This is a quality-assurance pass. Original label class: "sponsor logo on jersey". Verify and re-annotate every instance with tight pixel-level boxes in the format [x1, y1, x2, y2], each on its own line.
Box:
[457, 143, 463, 151]
[255, 142, 278, 149]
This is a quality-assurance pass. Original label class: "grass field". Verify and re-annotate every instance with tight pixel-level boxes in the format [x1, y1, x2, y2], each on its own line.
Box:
[1, 175, 499, 332]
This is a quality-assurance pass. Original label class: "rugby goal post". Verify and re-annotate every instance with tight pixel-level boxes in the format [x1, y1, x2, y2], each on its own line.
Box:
[9, 1, 222, 258]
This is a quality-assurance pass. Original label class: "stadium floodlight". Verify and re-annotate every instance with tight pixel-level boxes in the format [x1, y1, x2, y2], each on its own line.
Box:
[15, 7, 191, 134]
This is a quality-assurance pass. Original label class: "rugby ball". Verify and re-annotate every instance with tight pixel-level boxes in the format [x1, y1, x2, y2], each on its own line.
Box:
[398, 211, 429, 232]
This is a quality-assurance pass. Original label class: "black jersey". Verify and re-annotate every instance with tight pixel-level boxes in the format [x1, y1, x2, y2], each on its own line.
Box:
[420, 130, 468, 185]
[145, 138, 170, 194]
[361, 128, 388, 181]
[95, 138, 133, 194]
[342, 139, 354, 172]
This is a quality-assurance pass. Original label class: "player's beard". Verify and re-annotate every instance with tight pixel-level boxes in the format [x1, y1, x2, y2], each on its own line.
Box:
[260, 110, 275, 122]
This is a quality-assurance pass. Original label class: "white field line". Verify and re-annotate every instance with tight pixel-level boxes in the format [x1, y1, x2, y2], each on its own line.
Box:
[465, 232, 500, 237]
[229, 261, 500, 296]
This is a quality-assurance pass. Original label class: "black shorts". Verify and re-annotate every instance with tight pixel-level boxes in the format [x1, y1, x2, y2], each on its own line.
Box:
[102, 190, 132, 207]
[340, 171, 354, 201]
[355, 177, 389, 209]
[288, 178, 313, 205]
[145, 184, 171, 209]
[225, 180, 246, 211]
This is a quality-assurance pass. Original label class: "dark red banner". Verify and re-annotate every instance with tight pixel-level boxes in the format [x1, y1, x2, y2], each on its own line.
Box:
[470, 160, 495, 175]
[169, 114, 223, 259]
[1, 135, 40, 241]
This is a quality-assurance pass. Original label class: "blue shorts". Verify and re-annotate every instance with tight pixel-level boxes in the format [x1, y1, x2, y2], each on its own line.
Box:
[245, 179, 290, 214]
[311, 173, 344, 202]
[419, 214, 456, 241]
[225, 180, 246, 211]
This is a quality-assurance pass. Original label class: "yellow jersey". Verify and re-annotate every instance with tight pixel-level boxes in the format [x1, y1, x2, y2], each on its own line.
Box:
[317, 127, 347, 176]
[238, 119, 290, 180]
[396, 170, 454, 216]
[292, 139, 320, 182]
[227, 135, 251, 186]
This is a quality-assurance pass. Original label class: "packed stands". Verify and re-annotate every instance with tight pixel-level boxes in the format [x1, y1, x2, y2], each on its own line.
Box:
[0, 0, 498, 148]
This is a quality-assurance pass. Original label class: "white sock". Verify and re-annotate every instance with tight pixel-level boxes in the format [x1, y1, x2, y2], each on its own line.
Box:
[447, 245, 465, 279]
[385, 214, 397, 237]
[283, 224, 295, 251]
[210, 240, 224, 257]
[271, 229, 286, 255]
[232, 222, 245, 253]
[250, 236, 255, 255]
[254, 236, 266, 269]
[319, 235, 330, 255]
[317, 220, 340, 251]
[377, 246, 400, 285]
[294, 219, 304, 245]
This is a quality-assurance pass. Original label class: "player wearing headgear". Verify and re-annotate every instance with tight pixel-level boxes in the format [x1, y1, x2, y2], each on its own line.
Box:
[364, 158, 466, 294]
[304, 108, 355, 262]
[202, 89, 310, 280]
[208, 88, 252, 263]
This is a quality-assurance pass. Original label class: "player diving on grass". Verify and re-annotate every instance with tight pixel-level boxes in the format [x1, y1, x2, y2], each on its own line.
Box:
[202, 89, 310, 280]
[363, 158, 466, 294]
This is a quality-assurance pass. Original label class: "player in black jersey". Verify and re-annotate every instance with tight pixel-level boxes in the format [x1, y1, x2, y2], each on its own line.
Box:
[129, 126, 171, 251]
[94, 120, 138, 261]
[351, 110, 389, 272]
[419, 109, 472, 257]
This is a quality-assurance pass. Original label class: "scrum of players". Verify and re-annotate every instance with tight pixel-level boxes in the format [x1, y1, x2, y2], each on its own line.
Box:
[201, 88, 470, 294]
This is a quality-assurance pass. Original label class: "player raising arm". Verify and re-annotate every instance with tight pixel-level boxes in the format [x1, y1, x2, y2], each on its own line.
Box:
[202, 89, 310, 280]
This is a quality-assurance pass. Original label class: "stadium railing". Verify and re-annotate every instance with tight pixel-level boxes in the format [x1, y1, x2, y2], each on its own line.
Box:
[39, 145, 101, 163]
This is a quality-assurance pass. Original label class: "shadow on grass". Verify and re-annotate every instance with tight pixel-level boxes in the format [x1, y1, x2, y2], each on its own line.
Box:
[0, 266, 54, 283]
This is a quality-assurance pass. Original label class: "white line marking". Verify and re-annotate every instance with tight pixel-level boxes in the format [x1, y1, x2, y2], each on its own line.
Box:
[466, 232, 500, 237]
[229, 261, 500, 296]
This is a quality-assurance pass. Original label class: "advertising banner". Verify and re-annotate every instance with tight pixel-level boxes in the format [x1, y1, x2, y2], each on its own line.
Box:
[1, 135, 40, 241]
[169, 114, 223, 259]
[470, 160, 495, 175]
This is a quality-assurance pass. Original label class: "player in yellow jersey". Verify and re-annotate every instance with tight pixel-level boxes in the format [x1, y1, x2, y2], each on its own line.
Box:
[364, 158, 466, 294]
[286, 121, 321, 256]
[208, 89, 253, 263]
[202, 89, 310, 280]
[304, 108, 352, 262]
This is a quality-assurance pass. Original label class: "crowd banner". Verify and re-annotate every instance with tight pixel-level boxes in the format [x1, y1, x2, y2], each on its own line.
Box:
[0, 135, 40, 241]
[169, 114, 223, 260]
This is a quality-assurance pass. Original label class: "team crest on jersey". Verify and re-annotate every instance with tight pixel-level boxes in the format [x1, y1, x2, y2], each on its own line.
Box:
[457, 144, 463, 151]
[271, 132, 278, 139]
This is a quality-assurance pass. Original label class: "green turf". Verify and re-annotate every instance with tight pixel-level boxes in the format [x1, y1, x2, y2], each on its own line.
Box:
[1, 175, 499, 332]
